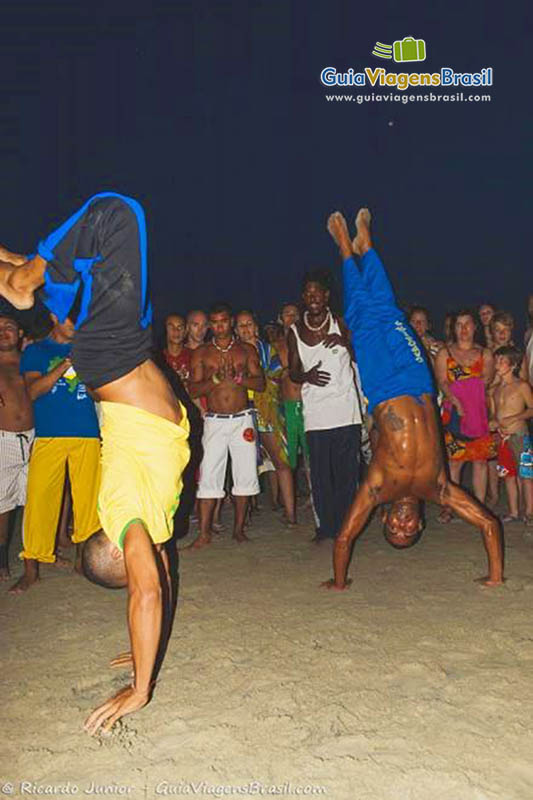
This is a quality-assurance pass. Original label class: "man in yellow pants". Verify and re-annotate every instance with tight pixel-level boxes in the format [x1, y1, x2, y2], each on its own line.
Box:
[10, 311, 101, 593]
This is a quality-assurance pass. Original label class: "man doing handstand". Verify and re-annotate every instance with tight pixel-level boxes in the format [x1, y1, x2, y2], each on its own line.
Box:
[323, 208, 503, 589]
[0, 193, 190, 732]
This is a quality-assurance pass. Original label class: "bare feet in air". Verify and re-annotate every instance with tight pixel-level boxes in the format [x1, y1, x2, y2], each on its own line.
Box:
[352, 208, 372, 256]
[326, 212, 352, 259]
[320, 578, 352, 591]
[0, 244, 27, 266]
[0, 260, 34, 310]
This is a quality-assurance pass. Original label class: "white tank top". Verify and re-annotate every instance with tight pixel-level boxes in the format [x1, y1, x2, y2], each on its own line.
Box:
[292, 317, 362, 431]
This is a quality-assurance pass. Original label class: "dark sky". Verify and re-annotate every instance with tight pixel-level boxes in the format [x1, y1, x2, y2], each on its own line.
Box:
[1, 0, 530, 340]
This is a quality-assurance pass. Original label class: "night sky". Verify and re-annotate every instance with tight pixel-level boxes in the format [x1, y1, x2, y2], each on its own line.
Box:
[1, 0, 530, 340]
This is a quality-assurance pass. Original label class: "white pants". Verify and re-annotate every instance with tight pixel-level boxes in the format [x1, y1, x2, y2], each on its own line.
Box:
[0, 429, 35, 514]
[197, 410, 259, 499]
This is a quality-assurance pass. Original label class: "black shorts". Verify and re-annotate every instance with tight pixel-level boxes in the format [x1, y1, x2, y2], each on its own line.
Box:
[37, 192, 153, 388]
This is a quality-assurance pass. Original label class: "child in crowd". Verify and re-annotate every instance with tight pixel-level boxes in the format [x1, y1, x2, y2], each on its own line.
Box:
[489, 345, 533, 525]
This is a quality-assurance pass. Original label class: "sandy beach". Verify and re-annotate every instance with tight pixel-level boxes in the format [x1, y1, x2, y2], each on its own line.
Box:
[3, 502, 533, 800]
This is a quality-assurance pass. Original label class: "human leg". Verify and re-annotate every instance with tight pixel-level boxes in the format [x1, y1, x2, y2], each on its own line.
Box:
[0, 511, 10, 580]
[306, 429, 337, 541]
[502, 476, 520, 520]
[261, 431, 296, 525]
[472, 459, 488, 504]
[9, 439, 68, 593]
[192, 416, 230, 548]
[331, 424, 361, 535]
[67, 438, 101, 544]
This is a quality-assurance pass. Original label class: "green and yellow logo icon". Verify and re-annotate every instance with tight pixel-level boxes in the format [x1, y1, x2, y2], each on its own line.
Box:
[373, 36, 426, 63]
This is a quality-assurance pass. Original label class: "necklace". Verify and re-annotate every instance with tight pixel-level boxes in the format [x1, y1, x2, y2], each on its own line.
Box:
[303, 309, 331, 332]
[212, 336, 235, 354]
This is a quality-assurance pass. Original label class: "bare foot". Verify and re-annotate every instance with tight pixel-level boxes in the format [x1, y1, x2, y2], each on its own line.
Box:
[0, 566, 10, 581]
[184, 536, 212, 551]
[54, 554, 72, 569]
[0, 244, 27, 266]
[326, 212, 352, 259]
[0, 261, 35, 310]
[8, 573, 40, 594]
[233, 532, 251, 543]
[352, 208, 372, 256]
[320, 578, 353, 591]
[474, 576, 504, 587]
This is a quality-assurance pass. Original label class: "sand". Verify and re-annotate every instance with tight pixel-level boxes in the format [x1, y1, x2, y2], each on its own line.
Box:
[2, 503, 533, 800]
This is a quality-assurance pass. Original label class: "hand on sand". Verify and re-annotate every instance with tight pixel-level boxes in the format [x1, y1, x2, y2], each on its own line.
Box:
[84, 685, 151, 736]
[320, 578, 352, 591]
[474, 576, 504, 588]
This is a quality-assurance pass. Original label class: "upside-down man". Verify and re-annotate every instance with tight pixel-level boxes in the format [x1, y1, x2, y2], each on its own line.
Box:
[323, 208, 503, 589]
[0, 193, 190, 732]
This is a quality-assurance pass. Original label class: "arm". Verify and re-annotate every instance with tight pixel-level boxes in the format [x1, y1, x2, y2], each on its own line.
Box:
[84, 524, 162, 735]
[287, 328, 330, 387]
[23, 359, 71, 401]
[482, 348, 495, 386]
[241, 345, 265, 392]
[188, 348, 219, 399]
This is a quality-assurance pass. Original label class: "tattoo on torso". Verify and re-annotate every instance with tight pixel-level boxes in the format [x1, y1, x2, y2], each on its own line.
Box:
[384, 406, 405, 432]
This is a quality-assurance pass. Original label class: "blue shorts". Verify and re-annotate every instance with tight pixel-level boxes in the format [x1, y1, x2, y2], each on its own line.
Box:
[343, 250, 434, 414]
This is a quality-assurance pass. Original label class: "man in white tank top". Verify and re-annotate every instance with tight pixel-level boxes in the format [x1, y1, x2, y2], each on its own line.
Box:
[287, 270, 362, 542]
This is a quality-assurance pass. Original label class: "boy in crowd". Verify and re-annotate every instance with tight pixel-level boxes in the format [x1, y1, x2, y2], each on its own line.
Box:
[490, 345, 533, 525]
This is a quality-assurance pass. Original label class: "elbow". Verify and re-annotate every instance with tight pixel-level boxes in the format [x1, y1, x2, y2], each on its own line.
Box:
[129, 582, 162, 609]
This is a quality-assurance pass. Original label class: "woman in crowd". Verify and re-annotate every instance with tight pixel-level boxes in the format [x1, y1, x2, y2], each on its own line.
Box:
[235, 310, 297, 526]
[435, 309, 495, 521]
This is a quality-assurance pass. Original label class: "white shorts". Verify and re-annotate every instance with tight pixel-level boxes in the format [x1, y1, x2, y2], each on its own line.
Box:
[0, 429, 35, 514]
[197, 409, 259, 499]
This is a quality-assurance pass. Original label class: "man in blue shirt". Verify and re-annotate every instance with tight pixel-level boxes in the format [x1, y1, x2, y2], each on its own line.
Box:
[9, 312, 101, 594]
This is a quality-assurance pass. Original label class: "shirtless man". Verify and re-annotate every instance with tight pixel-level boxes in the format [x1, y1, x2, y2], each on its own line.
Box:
[0, 315, 34, 579]
[489, 345, 533, 524]
[323, 208, 503, 589]
[0, 193, 190, 733]
[189, 303, 264, 547]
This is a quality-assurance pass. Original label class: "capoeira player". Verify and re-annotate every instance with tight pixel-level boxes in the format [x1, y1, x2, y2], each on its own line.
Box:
[0, 193, 190, 733]
[322, 208, 503, 590]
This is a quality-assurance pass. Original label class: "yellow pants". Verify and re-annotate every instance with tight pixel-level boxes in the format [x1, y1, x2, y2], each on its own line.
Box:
[21, 437, 101, 563]
[98, 401, 190, 549]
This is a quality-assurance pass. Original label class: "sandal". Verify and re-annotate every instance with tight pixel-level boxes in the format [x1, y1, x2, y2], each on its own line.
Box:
[501, 515, 521, 524]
